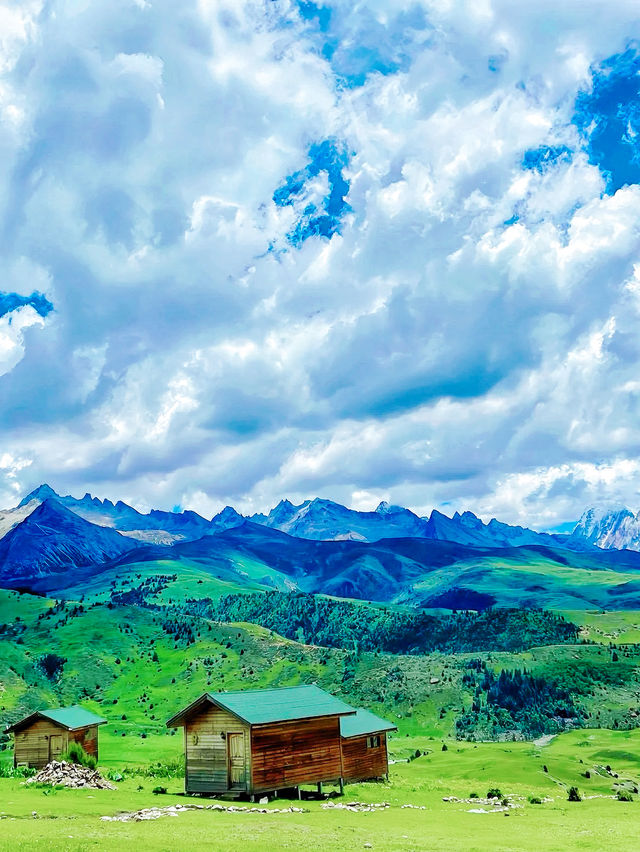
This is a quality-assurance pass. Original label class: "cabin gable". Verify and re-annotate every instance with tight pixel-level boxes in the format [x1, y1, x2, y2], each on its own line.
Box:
[13, 718, 69, 769]
[184, 704, 251, 794]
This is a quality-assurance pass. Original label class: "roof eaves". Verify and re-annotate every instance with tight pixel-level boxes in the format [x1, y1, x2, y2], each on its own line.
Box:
[166, 693, 249, 728]
[166, 693, 211, 728]
[341, 723, 397, 738]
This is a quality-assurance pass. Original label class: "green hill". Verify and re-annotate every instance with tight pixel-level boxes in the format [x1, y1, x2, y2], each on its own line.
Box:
[2, 588, 640, 756]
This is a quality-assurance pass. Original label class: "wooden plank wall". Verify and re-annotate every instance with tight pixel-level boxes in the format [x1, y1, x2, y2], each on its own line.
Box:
[251, 716, 343, 792]
[341, 733, 389, 782]
[69, 725, 99, 759]
[185, 705, 250, 793]
[13, 720, 68, 768]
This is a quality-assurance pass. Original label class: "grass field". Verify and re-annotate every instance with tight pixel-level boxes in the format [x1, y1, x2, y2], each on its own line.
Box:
[1, 729, 639, 851]
[3, 586, 640, 849]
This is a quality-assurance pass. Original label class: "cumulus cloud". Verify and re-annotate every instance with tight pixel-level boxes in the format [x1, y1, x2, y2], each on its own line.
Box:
[3, 0, 640, 526]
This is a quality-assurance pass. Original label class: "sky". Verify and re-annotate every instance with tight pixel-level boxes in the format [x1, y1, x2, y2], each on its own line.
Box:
[3, 1, 640, 528]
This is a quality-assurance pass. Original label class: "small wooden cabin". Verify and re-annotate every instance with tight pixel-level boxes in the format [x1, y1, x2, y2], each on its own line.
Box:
[167, 685, 358, 796]
[340, 708, 397, 782]
[5, 705, 107, 769]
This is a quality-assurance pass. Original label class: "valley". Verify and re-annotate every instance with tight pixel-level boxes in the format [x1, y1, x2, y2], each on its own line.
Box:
[2, 487, 640, 849]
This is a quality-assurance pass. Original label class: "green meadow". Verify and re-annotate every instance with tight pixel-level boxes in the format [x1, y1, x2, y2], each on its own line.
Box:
[1, 729, 639, 851]
[3, 587, 640, 849]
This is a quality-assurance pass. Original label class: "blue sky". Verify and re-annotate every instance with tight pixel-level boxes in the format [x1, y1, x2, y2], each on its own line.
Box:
[2, 0, 640, 528]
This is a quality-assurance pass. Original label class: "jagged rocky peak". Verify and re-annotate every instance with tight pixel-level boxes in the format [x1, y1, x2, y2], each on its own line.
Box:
[216, 505, 243, 520]
[460, 510, 482, 526]
[376, 501, 405, 515]
[18, 483, 60, 507]
[570, 504, 640, 550]
[574, 505, 634, 532]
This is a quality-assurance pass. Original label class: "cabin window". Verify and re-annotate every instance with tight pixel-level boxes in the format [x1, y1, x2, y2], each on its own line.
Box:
[366, 735, 380, 749]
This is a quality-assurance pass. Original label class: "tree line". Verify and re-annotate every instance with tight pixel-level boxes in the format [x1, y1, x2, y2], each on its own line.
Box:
[199, 591, 579, 655]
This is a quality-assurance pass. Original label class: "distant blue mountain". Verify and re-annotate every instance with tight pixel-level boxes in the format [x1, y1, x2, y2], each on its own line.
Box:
[3, 493, 640, 611]
[569, 505, 640, 551]
[250, 498, 430, 541]
[0, 499, 136, 583]
[249, 497, 573, 549]
[9, 484, 578, 551]
[15, 484, 243, 544]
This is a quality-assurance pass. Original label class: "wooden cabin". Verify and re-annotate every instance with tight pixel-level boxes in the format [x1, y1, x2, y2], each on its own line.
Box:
[4, 705, 107, 769]
[340, 708, 397, 782]
[167, 685, 397, 797]
[167, 685, 359, 796]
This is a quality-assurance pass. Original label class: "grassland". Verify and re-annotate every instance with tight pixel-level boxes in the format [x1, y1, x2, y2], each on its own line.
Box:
[3, 584, 640, 849]
[3, 589, 640, 745]
[1, 729, 639, 851]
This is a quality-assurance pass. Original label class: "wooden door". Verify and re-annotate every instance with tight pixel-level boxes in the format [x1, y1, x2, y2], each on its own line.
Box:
[227, 733, 245, 789]
[49, 734, 64, 762]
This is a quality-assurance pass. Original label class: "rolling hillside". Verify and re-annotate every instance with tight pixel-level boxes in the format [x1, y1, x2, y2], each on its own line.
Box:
[4, 507, 640, 609]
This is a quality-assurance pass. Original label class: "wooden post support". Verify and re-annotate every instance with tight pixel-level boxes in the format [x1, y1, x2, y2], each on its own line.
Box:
[250, 794, 255, 803]
[297, 786, 302, 800]
[339, 777, 344, 795]
[317, 782, 323, 796]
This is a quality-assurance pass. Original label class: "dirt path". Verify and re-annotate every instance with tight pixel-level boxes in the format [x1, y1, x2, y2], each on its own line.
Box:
[532, 734, 557, 747]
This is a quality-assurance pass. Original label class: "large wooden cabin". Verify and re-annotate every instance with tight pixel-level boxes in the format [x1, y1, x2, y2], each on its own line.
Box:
[167, 685, 396, 797]
[5, 705, 107, 769]
[167, 685, 356, 796]
[340, 708, 397, 782]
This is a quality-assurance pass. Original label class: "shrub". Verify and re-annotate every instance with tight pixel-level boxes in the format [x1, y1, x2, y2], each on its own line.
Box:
[487, 788, 502, 799]
[123, 758, 185, 779]
[528, 796, 542, 804]
[60, 741, 97, 770]
[0, 764, 36, 779]
[567, 786, 581, 802]
[152, 786, 168, 795]
[37, 653, 66, 680]
[469, 792, 479, 799]
[441, 743, 448, 751]
[617, 790, 633, 802]
[583, 770, 591, 779]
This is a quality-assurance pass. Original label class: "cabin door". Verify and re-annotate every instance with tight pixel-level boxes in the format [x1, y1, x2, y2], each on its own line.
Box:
[227, 733, 245, 789]
[49, 734, 64, 762]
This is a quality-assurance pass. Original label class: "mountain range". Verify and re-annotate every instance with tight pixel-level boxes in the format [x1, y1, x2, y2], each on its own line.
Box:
[4, 484, 577, 548]
[4, 485, 640, 610]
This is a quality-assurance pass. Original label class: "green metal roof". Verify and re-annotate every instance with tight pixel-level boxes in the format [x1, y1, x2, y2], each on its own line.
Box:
[5, 705, 107, 733]
[339, 708, 397, 739]
[167, 685, 357, 727]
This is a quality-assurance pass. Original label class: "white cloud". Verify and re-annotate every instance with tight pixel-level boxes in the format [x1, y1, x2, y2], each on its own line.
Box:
[3, 0, 640, 527]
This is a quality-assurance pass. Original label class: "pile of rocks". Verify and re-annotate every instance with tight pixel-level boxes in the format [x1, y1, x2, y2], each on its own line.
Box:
[443, 795, 519, 806]
[101, 803, 308, 822]
[27, 761, 115, 790]
[321, 800, 390, 812]
[442, 795, 524, 814]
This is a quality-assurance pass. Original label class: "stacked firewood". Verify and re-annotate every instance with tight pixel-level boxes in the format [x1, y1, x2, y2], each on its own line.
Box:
[26, 761, 115, 790]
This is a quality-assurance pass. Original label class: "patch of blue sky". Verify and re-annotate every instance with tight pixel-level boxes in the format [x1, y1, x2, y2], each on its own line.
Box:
[522, 145, 572, 173]
[273, 139, 351, 247]
[573, 43, 640, 193]
[294, 1, 428, 88]
[0, 291, 53, 319]
[297, 0, 331, 32]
